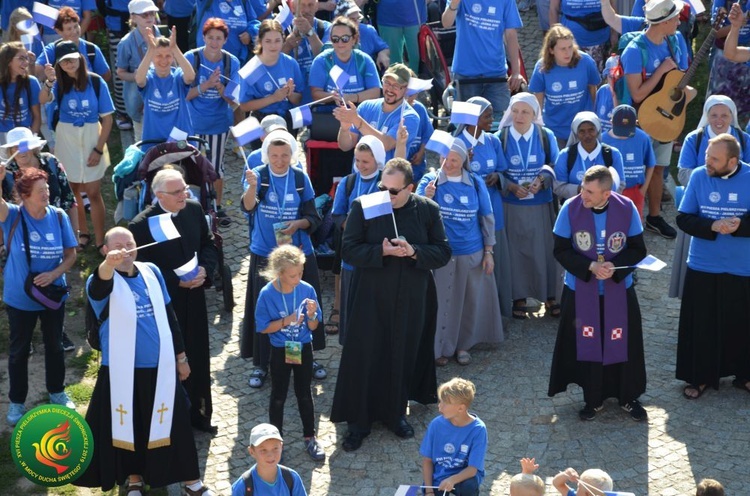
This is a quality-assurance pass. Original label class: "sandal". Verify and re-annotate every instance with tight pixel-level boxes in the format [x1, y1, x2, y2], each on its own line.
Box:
[312, 361, 327, 379]
[732, 378, 750, 393]
[435, 356, 450, 367]
[77, 233, 91, 252]
[248, 368, 267, 389]
[683, 384, 706, 400]
[545, 300, 561, 318]
[125, 480, 145, 495]
[329, 309, 340, 324]
[456, 350, 471, 366]
[512, 300, 529, 320]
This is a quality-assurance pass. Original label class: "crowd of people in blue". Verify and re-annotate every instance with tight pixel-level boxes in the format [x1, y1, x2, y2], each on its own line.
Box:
[1, 0, 749, 493]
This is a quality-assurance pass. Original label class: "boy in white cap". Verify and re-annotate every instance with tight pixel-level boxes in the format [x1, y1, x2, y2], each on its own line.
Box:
[231, 423, 307, 496]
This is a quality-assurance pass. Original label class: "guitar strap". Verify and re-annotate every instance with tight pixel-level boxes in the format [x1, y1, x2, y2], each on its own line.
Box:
[665, 35, 678, 65]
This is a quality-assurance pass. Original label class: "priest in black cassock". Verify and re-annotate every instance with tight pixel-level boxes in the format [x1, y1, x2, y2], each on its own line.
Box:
[331, 158, 452, 452]
[129, 168, 219, 434]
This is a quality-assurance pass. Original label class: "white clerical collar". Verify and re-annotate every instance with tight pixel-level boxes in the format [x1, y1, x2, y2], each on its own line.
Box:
[461, 128, 485, 146]
[720, 164, 739, 179]
[509, 126, 534, 142]
[158, 201, 179, 217]
[577, 142, 602, 162]
[360, 170, 379, 180]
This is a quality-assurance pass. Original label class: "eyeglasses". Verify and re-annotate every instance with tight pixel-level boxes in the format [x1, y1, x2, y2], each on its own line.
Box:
[330, 35, 353, 44]
[162, 186, 189, 196]
[382, 80, 406, 92]
[14, 56, 30, 62]
[378, 182, 408, 196]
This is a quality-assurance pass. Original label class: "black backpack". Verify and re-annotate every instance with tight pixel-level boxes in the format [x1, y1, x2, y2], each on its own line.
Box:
[566, 142, 613, 174]
[187, 48, 233, 86]
[694, 126, 747, 156]
[241, 466, 294, 495]
[85, 298, 107, 351]
[51, 74, 102, 130]
[499, 124, 552, 165]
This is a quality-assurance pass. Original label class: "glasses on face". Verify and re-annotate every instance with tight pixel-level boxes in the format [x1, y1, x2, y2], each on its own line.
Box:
[378, 182, 408, 196]
[14, 55, 30, 62]
[330, 35, 353, 44]
[162, 186, 189, 196]
[382, 80, 406, 92]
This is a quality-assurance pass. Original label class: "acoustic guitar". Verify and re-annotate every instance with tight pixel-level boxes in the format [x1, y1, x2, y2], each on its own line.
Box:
[637, 11, 727, 143]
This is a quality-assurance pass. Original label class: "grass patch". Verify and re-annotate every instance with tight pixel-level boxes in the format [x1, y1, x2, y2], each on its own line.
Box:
[0, 431, 21, 490]
[65, 382, 95, 406]
[67, 349, 101, 379]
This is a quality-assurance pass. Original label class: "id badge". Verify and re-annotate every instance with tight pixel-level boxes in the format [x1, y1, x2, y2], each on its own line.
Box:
[285, 341, 302, 365]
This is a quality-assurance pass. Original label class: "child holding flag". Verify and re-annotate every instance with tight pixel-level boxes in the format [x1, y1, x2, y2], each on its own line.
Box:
[255, 244, 326, 462]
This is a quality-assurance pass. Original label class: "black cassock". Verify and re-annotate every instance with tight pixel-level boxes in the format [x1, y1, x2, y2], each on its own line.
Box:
[129, 200, 218, 425]
[331, 194, 451, 431]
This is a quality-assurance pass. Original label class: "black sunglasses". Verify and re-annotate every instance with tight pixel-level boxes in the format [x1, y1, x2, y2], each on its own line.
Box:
[378, 182, 408, 196]
[330, 35, 353, 44]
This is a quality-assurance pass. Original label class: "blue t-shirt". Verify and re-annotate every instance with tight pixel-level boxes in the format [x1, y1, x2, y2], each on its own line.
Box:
[602, 128, 655, 186]
[40, 39, 110, 77]
[678, 127, 750, 170]
[87, 263, 172, 367]
[116, 28, 152, 73]
[295, 19, 331, 76]
[1, 0, 34, 30]
[196, 0, 260, 64]
[351, 98, 420, 162]
[620, 15, 646, 34]
[621, 33, 689, 79]
[679, 165, 750, 275]
[255, 280, 322, 347]
[377, 0, 427, 26]
[332, 173, 380, 270]
[139, 67, 194, 148]
[323, 23, 389, 60]
[308, 48, 380, 96]
[594, 85, 614, 134]
[241, 150, 304, 180]
[528, 52, 600, 140]
[53, 76, 115, 125]
[449, 0, 523, 78]
[104, 0, 130, 32]
[554, 143, 626, 189]
[185, 49, 241, 135]
[46, 0, 97, 18]
[231, 465, 307, 496]
[1, 205, 77, 311]
[0, 77, 41, 132]
[409, 100, 434, 180]
[456, 130, 506, 229]
[499, 125, 560, 205]
[712, 0, 750, 44]
[239, 54, 304, 115]
[554, 197, 642, 290]
[419, 415, 487, 487]
[416, 171, 494, 255]
[246, 167, 316, 256]
[560, 0, 609, 47]
[164, 0, 197, 17]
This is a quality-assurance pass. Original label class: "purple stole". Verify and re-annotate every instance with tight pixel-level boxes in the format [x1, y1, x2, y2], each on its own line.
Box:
[568, 193, 631, 365]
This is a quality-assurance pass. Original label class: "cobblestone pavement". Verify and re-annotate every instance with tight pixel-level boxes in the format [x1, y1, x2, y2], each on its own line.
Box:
[20, 9, 746, 495]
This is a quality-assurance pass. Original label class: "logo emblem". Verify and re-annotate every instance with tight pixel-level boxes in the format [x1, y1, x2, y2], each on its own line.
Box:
[268, 191, 278, 203]
[443, 194, 454, 204]
[551, 82, 562, 92]
[471, 3, 482, 13]
[611, 328, 623, 340]
[11, 405, 93, 487]
[153, 88, 161, 99]
[709, 192, 721, 203]
[470, 161, 481, 172]
[444, 443, 456, 454]
[729, 193, 738, 202]
[30, 232, 41, 242]
[582, 326, 594, 338]
[575, 231, 592, 251]
[607, 231, 626, 253]
[510, 155, 521, 166]
[264, 81, 273, 92]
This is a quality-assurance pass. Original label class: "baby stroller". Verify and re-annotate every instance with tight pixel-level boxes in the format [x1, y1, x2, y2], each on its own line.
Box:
[417, 21, 528, 127]
[134, 138, 235, 312]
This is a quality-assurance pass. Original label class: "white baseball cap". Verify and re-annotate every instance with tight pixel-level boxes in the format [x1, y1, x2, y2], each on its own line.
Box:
[129, 0, 159, 15]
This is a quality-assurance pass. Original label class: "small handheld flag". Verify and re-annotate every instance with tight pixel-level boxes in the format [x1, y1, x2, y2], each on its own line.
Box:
[238, 57, 264, 85]
[224, 79, 240, 102]
[17, 141, 30, 154]
[168, 127, 188, 142]
[275, 1, 295, 30]
[147, 213, 181, 243]
[32, 2, 60, 29]
[406, 77, 433, 96]
[685, 0, 705, 15]
[329, 65, 350, 91]
[21, 34, 35, 51]
[174, 253, 200, 282]
[289, 105, 312, 129]
[360, 190, 393, 220]
[612, 255, 667, 271]
[16, 19, 40, 38]
[450, 101, 482, 126]
[231, 116, 263, 146]
[424, 130, 454, 157]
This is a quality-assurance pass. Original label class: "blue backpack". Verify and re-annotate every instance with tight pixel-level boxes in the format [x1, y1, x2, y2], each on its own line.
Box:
[612, 31, 681, 106]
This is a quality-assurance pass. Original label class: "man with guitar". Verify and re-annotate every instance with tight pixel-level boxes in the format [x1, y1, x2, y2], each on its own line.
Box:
[621, 0, 696, 240]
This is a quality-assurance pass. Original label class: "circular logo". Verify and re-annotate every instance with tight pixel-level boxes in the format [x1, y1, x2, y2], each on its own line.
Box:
[654, 59, 661, 69]
[29, 232, 41, 243]
[510, 155, 521, 166]
[264, 82, 273, 92]
[68, 100, 77, 109]
[470, 161, 481, 172]
[11, 405, 93, 487]
[471, 3, 482, 13]
[219, 2, 231, 14]
[576, 170, 584, 181]
[443, 443, 456, 454]
[709, 191, 721, 203]
[131, 290, 140, 302]
[268, 191, 278, 203]
[443, 194, 454, 204]
[551, 82, 562, 92]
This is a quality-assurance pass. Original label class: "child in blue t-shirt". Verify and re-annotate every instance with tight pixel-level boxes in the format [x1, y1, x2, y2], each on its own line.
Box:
[255, 245, 325, 463]
[231, 423, 307, 496]
[420, 378, 487, 496]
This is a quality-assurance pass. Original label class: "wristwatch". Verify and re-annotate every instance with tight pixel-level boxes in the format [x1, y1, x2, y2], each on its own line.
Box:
[305, 28, 315, 38]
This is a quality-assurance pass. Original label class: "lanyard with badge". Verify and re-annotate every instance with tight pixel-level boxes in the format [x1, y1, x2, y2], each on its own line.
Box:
[279, 282, 303, 365]
[514, 132, 538, 198]
[271, 173, 293, 246]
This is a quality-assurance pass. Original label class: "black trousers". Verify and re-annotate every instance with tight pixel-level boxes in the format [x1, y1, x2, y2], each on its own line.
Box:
[269, 343, 315, 438]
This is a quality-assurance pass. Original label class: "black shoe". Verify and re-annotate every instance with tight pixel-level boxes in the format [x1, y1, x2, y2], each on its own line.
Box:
[645, 215, 677, 239]
[578, 403, 603, 421]
[393, 416, 414, 438]
[62, 332, 75, 352]
[342, 431, 368, 452]
[621, 399, 647, 421]
[216, 208, 232, 227]
[192, 417, 218, 435]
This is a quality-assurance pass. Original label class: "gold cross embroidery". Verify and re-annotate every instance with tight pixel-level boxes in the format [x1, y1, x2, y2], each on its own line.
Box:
[116, 404, 127, 425]
[157, 403, 169, 424]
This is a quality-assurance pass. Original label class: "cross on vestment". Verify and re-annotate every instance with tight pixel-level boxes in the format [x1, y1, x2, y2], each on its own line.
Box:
[157, 403, 169, 424]
[116, 404, 127, 425]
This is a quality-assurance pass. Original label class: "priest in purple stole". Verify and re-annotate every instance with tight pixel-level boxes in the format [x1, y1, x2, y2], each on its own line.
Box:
[548, 166, 649, 422]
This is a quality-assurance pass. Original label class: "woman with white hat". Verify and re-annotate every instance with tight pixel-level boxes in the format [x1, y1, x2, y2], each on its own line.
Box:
[669, 96, 750, 299]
